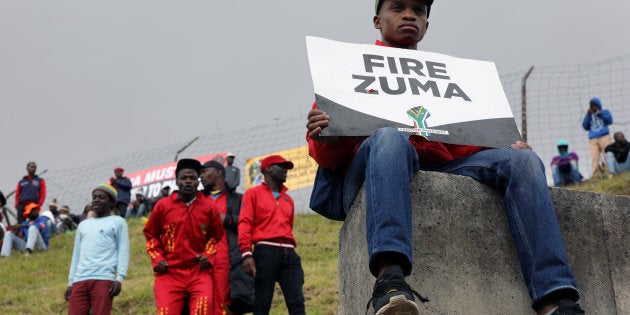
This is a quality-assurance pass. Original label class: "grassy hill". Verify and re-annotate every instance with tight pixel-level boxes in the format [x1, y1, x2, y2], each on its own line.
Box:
[0, 172, 628, 314]
[0, 215, 343, 314]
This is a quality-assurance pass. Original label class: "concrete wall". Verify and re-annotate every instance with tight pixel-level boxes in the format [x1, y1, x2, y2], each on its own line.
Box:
[338, 171, 629, 314]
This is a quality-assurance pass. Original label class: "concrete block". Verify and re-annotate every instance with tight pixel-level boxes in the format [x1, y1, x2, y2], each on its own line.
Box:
[338, 171, 629, 314]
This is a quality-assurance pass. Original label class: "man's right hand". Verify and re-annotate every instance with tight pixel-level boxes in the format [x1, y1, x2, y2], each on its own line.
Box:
[307, 109, 340, 144]
[243, 256, 256, 277]
[154, 260, 168, 274]
[64, 286, 72, 302]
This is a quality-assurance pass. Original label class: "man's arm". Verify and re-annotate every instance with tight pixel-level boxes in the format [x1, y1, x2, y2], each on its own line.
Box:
[198, 207, 224, 268]
[38, 179, 46, 208]
[116, 219, 130, 284]
[581, 113, 592, 131]
[142, 203, 167, 271]
[118, 178, 132, 191]
[600, 109, 613, 125]
[14, 182, 21, 207]
[67, 226, 82, 287]
[237, 190, 255, 258]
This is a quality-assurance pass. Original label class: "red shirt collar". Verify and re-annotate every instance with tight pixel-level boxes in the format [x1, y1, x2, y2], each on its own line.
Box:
[375, 40, 390, 47]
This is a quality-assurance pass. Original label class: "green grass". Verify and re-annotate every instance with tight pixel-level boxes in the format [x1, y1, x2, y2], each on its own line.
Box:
[564, 170, 630, 197]
[0, 215, 343, 314]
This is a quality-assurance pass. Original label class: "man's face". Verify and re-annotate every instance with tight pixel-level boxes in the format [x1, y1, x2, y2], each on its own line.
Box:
[266, 164, 288, 184]
[227, 156, 235, 165]
[558, 145, 569, 154]
[615, 133, 626, 144]
[92, 190, 113, 216]
[200, 167, 222, 189]
[374, 0, 429, 49]
[161, 187, 170, 197]
[27, 162, 37, 175]
[28, 208, 40, 220]
[176, 169, 199, 195]
[114, 170, 124, 178]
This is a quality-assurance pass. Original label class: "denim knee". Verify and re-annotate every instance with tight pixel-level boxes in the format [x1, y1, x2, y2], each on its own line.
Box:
[371, 128, 409, 149]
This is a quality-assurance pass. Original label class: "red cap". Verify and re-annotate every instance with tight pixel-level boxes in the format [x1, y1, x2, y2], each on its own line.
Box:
[23, 203, 40, 218]
[114, 167, 124, 172]
[260, 155, 294, 172]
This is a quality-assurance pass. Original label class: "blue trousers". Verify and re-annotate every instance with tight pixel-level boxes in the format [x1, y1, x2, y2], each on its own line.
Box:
[341, 128, 580, 307]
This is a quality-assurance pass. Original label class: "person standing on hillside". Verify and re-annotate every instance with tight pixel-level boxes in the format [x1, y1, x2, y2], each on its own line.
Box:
[306, 1, 584, 314]
[15, 161, 46, 221]
[110, 167, 132, 218]
[582, 97, 613, 177]
[144, 158, 224, 314]
[225, 153, 241, 192]
[200, 160, 254, 314]
[238, 155, 305, 314]
[65, 183, 130, 315]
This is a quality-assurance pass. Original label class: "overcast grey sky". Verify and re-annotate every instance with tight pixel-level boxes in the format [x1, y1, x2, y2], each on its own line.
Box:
[2, 0, 629, 194]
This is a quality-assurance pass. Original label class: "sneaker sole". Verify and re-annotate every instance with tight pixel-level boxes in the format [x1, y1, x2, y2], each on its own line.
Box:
[375, 295, 420, 315]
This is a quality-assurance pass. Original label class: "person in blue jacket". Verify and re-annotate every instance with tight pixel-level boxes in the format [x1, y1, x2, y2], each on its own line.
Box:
[582, 97, 613, 177]
[1, 202, 49, 257]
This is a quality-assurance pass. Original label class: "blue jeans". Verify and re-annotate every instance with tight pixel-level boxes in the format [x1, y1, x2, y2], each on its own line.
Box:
[606, 152, 630, 174]
[341, 128, 579, 307]
[551, 162, 582, 186]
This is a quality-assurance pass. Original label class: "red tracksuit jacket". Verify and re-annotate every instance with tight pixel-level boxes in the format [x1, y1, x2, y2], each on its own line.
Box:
[144, 191, 224, 270]
[238, 182, 296, 256]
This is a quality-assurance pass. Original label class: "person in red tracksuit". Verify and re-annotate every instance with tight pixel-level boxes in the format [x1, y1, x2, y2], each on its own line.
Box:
[144, 158, 224, 315]
[238, 155, 305, 315]
[199, 160, 254, 315]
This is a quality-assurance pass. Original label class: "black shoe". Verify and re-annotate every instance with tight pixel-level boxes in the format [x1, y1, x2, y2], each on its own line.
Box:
[549, 299, 585, 315]
[366, 265, 429, 315]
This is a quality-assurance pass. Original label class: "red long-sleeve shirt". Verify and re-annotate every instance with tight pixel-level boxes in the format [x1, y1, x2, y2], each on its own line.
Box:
[144, 191, 224, 270]
[238, 182, 296, 256]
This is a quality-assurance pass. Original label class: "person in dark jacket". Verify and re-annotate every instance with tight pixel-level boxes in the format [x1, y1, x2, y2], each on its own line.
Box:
[605, 131, 630, 174]
[15, 161, 46, 221]
[200, 160, 254, 314]
[110, 167, 132, 218]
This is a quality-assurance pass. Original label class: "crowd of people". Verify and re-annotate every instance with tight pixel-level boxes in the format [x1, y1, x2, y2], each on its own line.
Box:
[0, 152, 301, 315]
[551, 97, 628, 187]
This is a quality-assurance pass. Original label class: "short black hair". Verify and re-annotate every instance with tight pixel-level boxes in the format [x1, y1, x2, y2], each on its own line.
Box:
[376, 0, 433, 17]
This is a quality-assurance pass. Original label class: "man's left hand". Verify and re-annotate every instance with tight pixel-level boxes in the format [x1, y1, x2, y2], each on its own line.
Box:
[109, 281, 122, 297]
[510, 141, 532, 150]
[197, 254, 211, 269]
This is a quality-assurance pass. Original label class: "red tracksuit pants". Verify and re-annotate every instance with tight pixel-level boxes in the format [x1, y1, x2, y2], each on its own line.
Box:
[213, 236, 231, 314]
[155, 266, 214, 315]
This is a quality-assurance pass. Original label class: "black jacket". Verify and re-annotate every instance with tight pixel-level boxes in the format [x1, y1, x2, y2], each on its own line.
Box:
[204, 188, 254, 311]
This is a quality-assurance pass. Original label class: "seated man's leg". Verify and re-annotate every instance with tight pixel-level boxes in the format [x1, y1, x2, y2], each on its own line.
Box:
[618, 153, 630, 173]
[344, 128, 420, 277]
[1, 231, 16, 256]
[551, 165, 562, 187]
[569, 161, 582, 184]
[26, 225, 47, 252]
[605, 152, 620, 174]
[136, 204, 148, 218]
[428, 149, 580, 310]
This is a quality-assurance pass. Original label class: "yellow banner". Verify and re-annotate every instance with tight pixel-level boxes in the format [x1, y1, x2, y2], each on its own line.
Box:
[245, 145, 318, 190]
